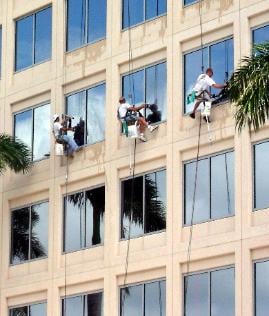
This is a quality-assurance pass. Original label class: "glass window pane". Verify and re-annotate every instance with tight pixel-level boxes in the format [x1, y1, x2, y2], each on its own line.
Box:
[11, 207, 30, 264]
[145, 170, 166, 233]
[254, 142, 269, 209]
[226, 38, 234, 80]
[63, 296, 84, 316]
[14, 109, 33, 151]
[29, 303, 47, 316]
[35, 7, 52, 64]
[253, 25, 269, 44]
[64, 192, 85, 252]
[146, 0, 158, 20]
[145, 280, 166, 316]
[86, 83, 106, 144]
[210, 41, 226, 95]
[158, 0, 167, 15]
[122, 69, 145, 106]
[30, 202, 48, 260]
[88, 0, 106, 43]
[211, 268, 235, 316]
[10, 306, 28, 316]
[67, 0, 86, 51]
[184, 273, 209, 316]
[0, 27, 2, 76]
[33, 104, 50, 160]
[120, 285, 143, 316]
[122, 0, 144, 28]
[121, 176, 143, 238]
[184, 159, 210, 225]
[85, 187, 105, 247]
[66, 91, 86, 146]
[211, 152, 234, 219]
[15, 15, 33, 71]
[86, 292, 103, 316]
[184, 0, 197, 4]
[255, 260, 269, 316]
[145, 63, 167, 123]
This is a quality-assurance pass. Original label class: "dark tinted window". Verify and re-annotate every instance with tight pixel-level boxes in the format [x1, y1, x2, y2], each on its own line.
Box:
[120, 280, 165, 316]
[14, 103, 51, 161]
[122, 62, 167, 124]
[15, 7, 52, 71]
[184, 0, 197, 5]
[11, 202, 48, 264]
[10, 302, 46, 316]
[184, 268, 234, 316]
[184, 151, 234, 225]
[121, 170, 166, 239]
[64, 186, 105, 252]
[255, 260, 269, 316]
[253, 24, 269, 44]
[67, 0, 106, 51]
[62, 292, 103, 316]
[66, 83, 106, 146]
[122, 0, 166, 29]
[184, 38, 233, 113]
[254, 141, 269, 210]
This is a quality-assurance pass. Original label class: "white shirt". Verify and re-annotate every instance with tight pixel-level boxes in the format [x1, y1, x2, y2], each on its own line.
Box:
[193, 74, 216, 93]
[53, 122, 62, 137]
[118, 102, 131, 119]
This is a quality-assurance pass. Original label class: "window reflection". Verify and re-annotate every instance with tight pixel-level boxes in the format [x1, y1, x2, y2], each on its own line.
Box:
[11, 202, 48, 264]
[122, 62, 167, 124]
[10, 303, 46, 316]
[253, 24, 269, 44]
[0, 27, 2, 77]
[121, 170, 166, 239]
[255, 260, 269, 316]
[64, 186, 105, 253]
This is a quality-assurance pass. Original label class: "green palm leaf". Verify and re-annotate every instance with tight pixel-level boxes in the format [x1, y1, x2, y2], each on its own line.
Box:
[228, 41, 269, 132]
[0, 134, 32, 174]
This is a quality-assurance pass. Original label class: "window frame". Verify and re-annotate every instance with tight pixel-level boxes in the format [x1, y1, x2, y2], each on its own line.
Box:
[121, 0, 167, 31]
[119, 278, 166, 316]
[14, 5, 52, 73]
[9, 300, 47, 316]
[182, 148, 234, 226]
[183, 265, 235, 316]
[251, 22, 269, 46]
[119, 167, 166, 241]
[182, 0, 199, 7]
[120, 60, 167, 125]
[13, 101, 51, 162]
[182, 36, 233, 115]
[62, 184, 105, 254]
[10, 200, 49, 266]
[65, 80, 106, 147]
[65, 0, 107, 53]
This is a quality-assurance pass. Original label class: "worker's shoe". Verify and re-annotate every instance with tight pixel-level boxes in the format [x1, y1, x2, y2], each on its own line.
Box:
[203, 116, 211, 123]
[189, 112, 195, 119]
[148, 125, 159, 133]
[139, 134, 147, 142]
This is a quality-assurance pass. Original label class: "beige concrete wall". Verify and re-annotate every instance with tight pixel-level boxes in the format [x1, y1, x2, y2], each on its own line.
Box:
[0, 0, 269, 315]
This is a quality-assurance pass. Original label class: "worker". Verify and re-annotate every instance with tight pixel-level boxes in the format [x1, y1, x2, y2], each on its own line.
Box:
[52, 114, 81, 157]
[118, 96, 158, 142]
[189, 68, 227, 119]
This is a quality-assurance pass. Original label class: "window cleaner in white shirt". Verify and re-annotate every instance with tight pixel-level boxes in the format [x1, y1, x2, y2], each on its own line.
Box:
[118, 96, 158, 142]
[52, 114, 81, 158]
[189, 68, 227, 120]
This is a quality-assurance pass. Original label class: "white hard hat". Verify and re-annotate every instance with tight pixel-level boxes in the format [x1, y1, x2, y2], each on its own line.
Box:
[53, 114, 59, 122]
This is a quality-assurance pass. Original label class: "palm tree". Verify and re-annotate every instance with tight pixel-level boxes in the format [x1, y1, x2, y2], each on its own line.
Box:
[228, 41, 269, 132]
[0, 134, 32, 174]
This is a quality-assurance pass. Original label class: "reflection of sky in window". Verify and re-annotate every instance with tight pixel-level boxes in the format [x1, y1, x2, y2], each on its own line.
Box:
[253, 25, 269, 44]
[64, 296, 84, 316]
[88, 0, 106, 42]
[145, 281, 166, 315]
[121, 285, 143, 316]
[123, 69, 144, 105]
[30, 303, 47, 316]
[0, 27, 2, 76]
[123, 0, 144, 28]
[255, 260, 269, 316]
[15, 109, 32, 150]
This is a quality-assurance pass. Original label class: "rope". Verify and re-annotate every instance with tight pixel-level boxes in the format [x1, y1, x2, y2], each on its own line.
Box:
[224, 153, 231, 214]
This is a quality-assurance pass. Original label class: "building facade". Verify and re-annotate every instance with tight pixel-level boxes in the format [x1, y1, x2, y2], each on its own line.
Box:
[0, 0, 269, 315]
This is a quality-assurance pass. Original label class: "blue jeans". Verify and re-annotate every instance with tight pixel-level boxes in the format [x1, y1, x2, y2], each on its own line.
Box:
[61, 135, 78, 156]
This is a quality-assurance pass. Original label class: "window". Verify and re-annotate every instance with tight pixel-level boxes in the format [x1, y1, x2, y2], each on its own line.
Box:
[14, 103, 50, 161]
[15, 7, 52, 71]
[62, 292, 103, 316]
[10, 302, 47, 316]
[184, 38, 234, 113]
[121, 169, 166, 239]
[254, 141, 269, 210]
[184, 151, 234, 225]
[64, 186, 105, 252]
[122, 0, 167, 29]
[253, 24, 269, 44]
[120, 279, 166, 316]
[66, 83, 106, 146]
[254, 260, 269, 316]
[66, 0, 106, 51]
[11, 201, 48, 264]
[0, 26, 2, 77]
[122, 62, 167, 124]
[183, 0, 197, 5]
[184, 267, 235, 316]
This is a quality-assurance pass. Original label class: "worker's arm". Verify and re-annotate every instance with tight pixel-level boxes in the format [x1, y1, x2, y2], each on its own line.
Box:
[212, 83, 227, 89]
[128, 104, 146, 112]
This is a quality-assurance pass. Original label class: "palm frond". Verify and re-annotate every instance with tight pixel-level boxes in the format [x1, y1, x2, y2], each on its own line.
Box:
[0, 134, 32, 174]
[228, 41, 269, 132]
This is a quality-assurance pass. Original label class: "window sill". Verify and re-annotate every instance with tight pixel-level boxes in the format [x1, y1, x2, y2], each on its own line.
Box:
[9, 255, 48, 267]
[121, 13, 167, 32]
[183, 0, 199, 8]
[183, 214, 235, 227]
[120, 229, 166, 241]
[183, 98, 230, 116]
[62, 243, 104, 255]
[14, 58, 51, 74]
[66, 37, 106, 54]
[32, 154, 50, 163]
